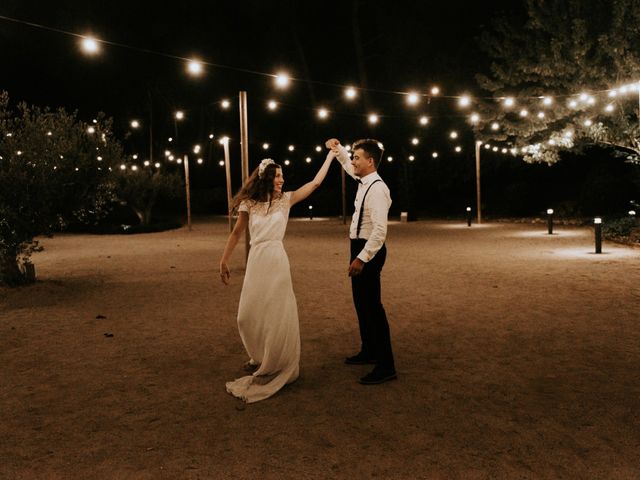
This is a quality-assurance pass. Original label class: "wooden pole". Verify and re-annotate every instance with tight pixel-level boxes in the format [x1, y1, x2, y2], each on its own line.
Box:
[148, 91, 153, 165]
[341, 169, 347, 224]
[223, 139, 233, 232]
[475, 141, 482, 224]
[239, 91, 250, 263]
[183, 155, 192, 231]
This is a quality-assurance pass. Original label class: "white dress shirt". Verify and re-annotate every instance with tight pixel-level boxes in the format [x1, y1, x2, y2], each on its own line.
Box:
[336, 145, 392, 263]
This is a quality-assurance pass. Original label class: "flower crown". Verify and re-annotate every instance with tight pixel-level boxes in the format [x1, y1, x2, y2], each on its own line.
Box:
[258, 158, 275, 179]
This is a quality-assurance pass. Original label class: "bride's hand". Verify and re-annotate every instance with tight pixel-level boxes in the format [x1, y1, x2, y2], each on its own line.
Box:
[325, 138, 339, 150]
[219, 262, 230, 285]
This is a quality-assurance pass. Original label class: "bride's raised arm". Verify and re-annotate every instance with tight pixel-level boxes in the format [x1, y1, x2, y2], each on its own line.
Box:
[289, 150, 336, 206]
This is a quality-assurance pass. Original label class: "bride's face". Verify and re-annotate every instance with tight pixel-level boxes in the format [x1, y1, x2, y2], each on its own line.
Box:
[272, 168, 284, 194]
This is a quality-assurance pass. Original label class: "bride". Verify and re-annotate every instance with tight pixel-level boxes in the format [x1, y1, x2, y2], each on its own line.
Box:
[219, 151, 335, 403]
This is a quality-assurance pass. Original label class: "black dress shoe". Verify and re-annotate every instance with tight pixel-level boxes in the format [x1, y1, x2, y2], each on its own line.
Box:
[344, 353, 376, 365]
[359, 369, 397, 385]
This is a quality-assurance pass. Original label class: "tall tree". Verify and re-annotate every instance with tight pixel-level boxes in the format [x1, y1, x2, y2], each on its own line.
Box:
[474, 0, 640, 165]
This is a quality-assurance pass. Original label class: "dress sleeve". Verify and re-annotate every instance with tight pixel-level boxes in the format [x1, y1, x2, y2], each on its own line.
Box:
[238, 200, 250, 213]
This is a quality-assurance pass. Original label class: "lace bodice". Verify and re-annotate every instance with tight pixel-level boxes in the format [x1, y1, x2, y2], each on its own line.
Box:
[239, 192, 292, 245]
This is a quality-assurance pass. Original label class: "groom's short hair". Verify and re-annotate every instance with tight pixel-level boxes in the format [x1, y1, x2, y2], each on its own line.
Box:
[352, 138, 384, 168]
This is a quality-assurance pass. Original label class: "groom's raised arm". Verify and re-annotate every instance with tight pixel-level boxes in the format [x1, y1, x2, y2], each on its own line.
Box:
[326, 138, 357, 180]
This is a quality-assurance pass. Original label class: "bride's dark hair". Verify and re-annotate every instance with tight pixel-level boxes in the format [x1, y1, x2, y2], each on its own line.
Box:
[231, 161, 282, 212]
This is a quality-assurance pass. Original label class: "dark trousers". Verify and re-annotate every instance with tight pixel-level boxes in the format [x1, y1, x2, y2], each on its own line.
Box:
[350, 239, 395, 371]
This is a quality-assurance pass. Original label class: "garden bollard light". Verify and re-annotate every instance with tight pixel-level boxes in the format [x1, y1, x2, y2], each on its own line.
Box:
[547, 209, 554, 235]
[594, 217, 602, 254]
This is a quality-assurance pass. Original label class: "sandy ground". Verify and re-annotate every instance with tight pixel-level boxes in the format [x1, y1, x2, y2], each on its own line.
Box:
[1, 217, 640, 479]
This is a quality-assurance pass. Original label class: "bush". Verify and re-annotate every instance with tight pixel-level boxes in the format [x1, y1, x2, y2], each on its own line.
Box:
[602, 217, 640, 244]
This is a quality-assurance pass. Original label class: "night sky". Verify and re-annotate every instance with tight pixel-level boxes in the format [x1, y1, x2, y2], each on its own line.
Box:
[2, 0, 546, 216]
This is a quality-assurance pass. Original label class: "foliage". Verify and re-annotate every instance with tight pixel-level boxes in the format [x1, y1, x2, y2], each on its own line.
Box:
[474, 0, 640, 166]
[112, 167, 182, 226]
[602, 216, 640, 244]
[0, 91, 123, 285]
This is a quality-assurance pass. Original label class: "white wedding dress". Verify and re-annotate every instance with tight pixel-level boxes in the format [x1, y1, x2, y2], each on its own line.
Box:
[226, 192, 300, 403]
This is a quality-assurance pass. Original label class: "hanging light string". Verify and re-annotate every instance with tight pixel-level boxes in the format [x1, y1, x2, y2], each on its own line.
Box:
[2, 13, 639, 107]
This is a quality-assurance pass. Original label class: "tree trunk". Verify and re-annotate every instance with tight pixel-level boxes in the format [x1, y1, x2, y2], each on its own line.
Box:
[0, 247, 24, 287]
[131, 205, 153, 226]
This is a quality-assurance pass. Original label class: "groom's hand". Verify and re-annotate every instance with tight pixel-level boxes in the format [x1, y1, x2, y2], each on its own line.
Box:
[325, 138, 339, 150]
[348, 258, 365, 277]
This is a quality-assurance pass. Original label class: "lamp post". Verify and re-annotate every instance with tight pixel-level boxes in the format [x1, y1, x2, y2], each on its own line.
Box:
[547, 209, 554, 235]
[475, 141, 482, 224]
[594, 217, 602, 254]
[220, 137, 233, 232]
[174, 110, 184, 142]
[183, 154, 191, 231]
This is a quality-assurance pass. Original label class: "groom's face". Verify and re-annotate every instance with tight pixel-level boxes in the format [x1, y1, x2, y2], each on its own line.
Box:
[351, 148, 374, 177]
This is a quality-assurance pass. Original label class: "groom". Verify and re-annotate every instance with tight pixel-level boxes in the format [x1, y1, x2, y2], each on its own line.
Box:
[326, 138, 396, 385]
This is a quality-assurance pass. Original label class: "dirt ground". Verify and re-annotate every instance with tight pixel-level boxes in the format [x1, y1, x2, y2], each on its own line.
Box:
[1, 217, 640, 479]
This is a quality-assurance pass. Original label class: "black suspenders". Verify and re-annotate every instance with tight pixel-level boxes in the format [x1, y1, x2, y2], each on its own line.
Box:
[356, 179, 382, 238]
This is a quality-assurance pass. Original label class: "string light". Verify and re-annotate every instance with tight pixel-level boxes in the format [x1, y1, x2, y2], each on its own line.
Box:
[305, 157, 312, 163]
[288, 145, 295, 151]
[130, 120, 140, 128]
[519, 109, 529, 117]
[411, 137, 419, 145]
[449, 131, 458, 139]
[315, 146, 322, 152]
[317, 108, 329, 119]
[387, 156, 393, 162]
[542, 96, 553, 106]
[408, 155, 415, 161]
[406, 92, 420, 105]
[368, 113, 379, 124]
[267, 100, 278, 111]
[221, 99, 231, 109]
[344, 86, 357, 100]
[455, 146, 462, 152]
[262, 143, 270, 150]
[431, 152, 439, 158]
[218, 160, 225, 166]
[458, 95, 471, 107]
[470, 113, 480, 123]
[155, 162, 161, 168]
[80, 36, 100, 54]
[503, 97, 515, 107]
[175, 111, 184, 120]
[274, 72, 290, 89]
[430, 86, 440, 95]
[491, 122, 500, 130]
[419, 116, 429, 126]
[197, 158, 203, 164]
[284, 159, 291, 165]
[187, 59, 204, 76]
